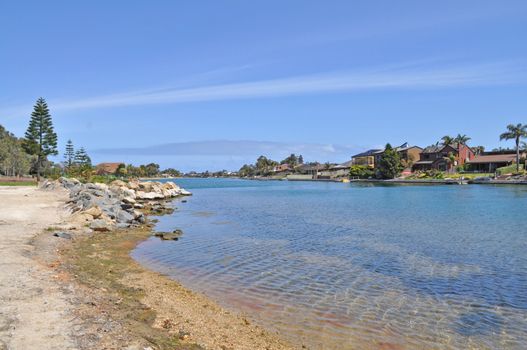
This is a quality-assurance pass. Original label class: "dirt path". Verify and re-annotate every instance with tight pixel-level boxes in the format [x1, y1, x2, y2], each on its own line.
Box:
[0, 186, 77, 350]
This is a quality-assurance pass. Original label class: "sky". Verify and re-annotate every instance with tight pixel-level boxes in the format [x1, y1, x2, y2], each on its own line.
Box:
[1, 0, 526, 171]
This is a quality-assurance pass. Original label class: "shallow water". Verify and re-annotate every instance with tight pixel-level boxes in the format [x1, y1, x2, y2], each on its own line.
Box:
[132, 178, 527, 349]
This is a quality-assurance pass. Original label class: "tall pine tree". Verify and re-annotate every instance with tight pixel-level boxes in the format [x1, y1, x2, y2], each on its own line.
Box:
[24, 98, 58, 180]
[74, 147, 92, 168]
[64, 139, 75, 170]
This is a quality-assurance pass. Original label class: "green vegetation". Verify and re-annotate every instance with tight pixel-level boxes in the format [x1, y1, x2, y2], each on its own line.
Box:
[349, 165, 374, 178]
[377, 143, 403, 179]
[238, 153, 305, 177]
[65, 227, 203, 349]
[24, 98, 58, 180]
[0, 125, 32, 177]
[500, 123, 527, 172]
[496, 164, 525, 176]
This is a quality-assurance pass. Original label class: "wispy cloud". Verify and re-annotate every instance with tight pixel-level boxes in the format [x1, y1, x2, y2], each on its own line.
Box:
[92, 140, 360, 159]
[1, 60, 525, 117]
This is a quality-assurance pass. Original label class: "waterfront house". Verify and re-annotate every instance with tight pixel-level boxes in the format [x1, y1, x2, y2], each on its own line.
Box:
[273, 164, 291, 173]
[466, 150, 524, 173]
[412, 143, 475, 172]
[95, 162, 124, 175]
[352, 149, 382, 168]
[325, 160, 353, 178]
[373, 143, 422, 170]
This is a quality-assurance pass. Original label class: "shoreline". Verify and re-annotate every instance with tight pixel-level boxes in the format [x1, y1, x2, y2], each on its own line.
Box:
[35, 180, 294, 350]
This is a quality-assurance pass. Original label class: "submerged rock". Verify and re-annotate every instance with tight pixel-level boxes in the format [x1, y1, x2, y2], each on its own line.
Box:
[154, 229, 183, 241]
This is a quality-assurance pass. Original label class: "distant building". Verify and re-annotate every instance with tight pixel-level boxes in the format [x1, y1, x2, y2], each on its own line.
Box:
[373, 143, 423, 170]
[466, 150, 524, 173]
[413, 143, 475, 172]
[273, 164, 291, 173]
[327, 160, 353, 178]
[95, 162, 124, 175]
[352, 149, 382, 168]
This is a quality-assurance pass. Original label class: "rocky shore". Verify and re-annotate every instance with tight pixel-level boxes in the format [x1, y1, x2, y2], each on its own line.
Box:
[42, 177, 192, 232]
[29, 178, 293, 350]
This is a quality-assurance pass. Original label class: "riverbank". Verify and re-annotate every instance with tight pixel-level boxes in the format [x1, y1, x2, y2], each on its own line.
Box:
[0, 180, 293, 350]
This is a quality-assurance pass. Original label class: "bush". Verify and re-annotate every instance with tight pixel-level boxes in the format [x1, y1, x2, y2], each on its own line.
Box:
[496, 164, 524, 176]
[349, 165, 374, 178]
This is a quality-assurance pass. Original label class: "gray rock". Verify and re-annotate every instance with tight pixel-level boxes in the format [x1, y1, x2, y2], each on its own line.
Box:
[53, 232, 72, 239]
[116, 210, 134, 224]
[90, 219, 113, 232]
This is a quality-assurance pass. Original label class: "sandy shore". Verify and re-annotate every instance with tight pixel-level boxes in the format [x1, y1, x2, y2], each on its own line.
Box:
[0, 186, 77, 350]
[0, 186, 294, 350]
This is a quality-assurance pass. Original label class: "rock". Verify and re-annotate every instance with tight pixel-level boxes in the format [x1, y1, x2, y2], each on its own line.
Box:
[111, 179, 127, 187]
[154, 229, 183, 240]
[116, 210, 134, 224]
[121, 203, 134, 210]
[133, 203, 144, 209]
[53, 232, 72, 239]
[180, 189, 192, 196]
[90, 219, 113, 232]
[0, 340, 7, 350]
[83, 206, 103, 219]
[116, 223, 131, 229]
[122, 197, 136, 205]
[136, 191, 164, 200]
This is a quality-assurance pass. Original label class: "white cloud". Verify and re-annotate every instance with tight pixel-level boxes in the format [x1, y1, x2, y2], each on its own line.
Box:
[1, 60, 524, 117]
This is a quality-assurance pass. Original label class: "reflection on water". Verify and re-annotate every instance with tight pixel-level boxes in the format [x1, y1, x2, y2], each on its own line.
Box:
[132, 178, 527, 349]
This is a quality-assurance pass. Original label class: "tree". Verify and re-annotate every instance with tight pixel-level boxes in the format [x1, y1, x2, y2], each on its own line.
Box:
[499, 123, 527, 172]
[443, 152, 456, 173]
[74, 147, 92, 168]
[441, 135, 454, 146]
[349, 165, 374, 179]
[64, 139, 75, 170]
[472, 146, 485, 156]
[454, 134, 471, 144]
[238, 164, 256, 177]
[377, 143, 403, 179]
[0, 126, 31, 177]
[521, 142, 527, 151]
[24, 98, 58, 180]
[298, 155, 304, 164]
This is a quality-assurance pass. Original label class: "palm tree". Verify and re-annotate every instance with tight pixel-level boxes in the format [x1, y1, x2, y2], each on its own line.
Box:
[472, 145, 485, 156]
[499, 123, 527, 172]
[454, 134, 471, 144]
[441, 135, 454, 146]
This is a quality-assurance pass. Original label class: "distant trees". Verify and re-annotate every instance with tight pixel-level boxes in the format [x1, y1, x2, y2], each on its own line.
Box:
[0, 125, 31, 176]
[161, 168, 182, 177]
[24, 98, 58, 180]
[500, 123, 527, 172]
[281, 153, 302, 167]
[238, 164, 256, 177]
[441, 135, 454, 146]
[74, 147, 92, 168]
[454, 134, 471, 144]
[377, 143, 403, 179]
[64, 139, 75, 169]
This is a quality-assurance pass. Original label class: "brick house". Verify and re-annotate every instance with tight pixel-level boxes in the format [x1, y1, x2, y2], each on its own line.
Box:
[412, 143, 475, 172]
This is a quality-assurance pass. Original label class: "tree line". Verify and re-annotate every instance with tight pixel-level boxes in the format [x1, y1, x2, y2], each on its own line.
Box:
[1, 98, 182, 181]
[238, 153, 305, 177]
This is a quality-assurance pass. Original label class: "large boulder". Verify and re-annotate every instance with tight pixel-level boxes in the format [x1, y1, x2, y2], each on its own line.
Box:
[90, 219, 114, 232]
[83, 206, 102, 219]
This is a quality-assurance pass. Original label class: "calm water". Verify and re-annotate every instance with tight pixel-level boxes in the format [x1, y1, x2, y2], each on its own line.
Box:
[132, 178, 527, 349]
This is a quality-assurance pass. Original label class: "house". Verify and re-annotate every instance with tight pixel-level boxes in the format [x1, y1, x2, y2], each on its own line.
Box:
[273, 164, 291, 173]
[326, 160, 353, 178]
[351, 149, 382, 168]
[95, 162, 125, 175]
[466, 150, 523, 173]
[412, 143, 475, 172]
[373, 143, 422, 170]
[295, 163, 325, 178]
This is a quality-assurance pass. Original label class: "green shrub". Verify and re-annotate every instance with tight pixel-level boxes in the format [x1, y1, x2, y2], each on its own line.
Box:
[496, 164, 524, 176]
[349, 165, 374, 178]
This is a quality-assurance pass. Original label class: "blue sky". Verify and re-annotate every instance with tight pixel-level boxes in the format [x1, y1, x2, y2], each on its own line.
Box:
[1, 0, 526, 171]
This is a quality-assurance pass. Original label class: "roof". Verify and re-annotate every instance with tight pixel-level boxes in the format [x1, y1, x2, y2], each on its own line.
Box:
[467, 154, 516, 164]
[413, 160, 434, 165]
[375, 143, 423, 155]
[331, 160, 353, 169]
[422, 143, 459, 154]
[352, 149, 382, 158]
[96, 162, 124, 174]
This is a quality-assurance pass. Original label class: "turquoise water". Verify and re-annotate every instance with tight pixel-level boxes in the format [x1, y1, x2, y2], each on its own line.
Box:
[132, 178, 527, 349]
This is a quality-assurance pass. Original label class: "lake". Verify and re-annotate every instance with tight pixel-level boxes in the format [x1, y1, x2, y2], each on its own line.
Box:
[132, 178, 527, 349]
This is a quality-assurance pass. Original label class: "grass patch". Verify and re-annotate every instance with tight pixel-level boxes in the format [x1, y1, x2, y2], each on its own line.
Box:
[63, 227, 203, 350]
[0, 181, 37, 186]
